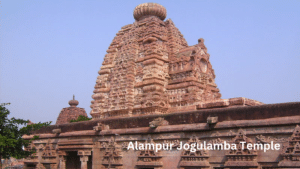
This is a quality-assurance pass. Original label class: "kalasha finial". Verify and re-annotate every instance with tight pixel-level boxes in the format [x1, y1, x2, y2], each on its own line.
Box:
[133, 3, 167, 21]
[69, 95, 79, 107]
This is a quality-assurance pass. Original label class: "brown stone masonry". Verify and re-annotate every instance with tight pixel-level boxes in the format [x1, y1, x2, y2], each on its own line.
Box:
[23, 3, 300, 169]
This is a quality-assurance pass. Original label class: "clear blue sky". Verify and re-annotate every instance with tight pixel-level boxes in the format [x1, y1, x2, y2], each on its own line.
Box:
[1, 0, 299, 124]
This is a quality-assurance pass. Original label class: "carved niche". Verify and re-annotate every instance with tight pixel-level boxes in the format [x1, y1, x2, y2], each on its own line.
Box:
[224, 129, 258, 168]
[279, 125, 300, 167]
[179, 135, 210, 169]
[41, 141, 58, 168]
[136, 137, 163, 169]
[24, 143, 38, 164]
[100, 137, 123, 169]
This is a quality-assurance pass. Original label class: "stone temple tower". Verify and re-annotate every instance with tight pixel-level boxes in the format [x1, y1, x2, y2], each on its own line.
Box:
[25, 3, 300, 169]
[90, 3, 261, 119]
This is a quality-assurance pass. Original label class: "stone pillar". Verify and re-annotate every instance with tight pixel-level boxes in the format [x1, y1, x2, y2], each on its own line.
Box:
[59, 156, 66, 169]
[80, 156, 89, 169]
[78, 150, 91, 169]
[93, 142, 102, 169]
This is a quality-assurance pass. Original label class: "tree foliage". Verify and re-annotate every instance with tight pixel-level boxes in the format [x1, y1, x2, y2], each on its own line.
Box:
[70, 115, 92, 123]
[0, 103, 51, 167]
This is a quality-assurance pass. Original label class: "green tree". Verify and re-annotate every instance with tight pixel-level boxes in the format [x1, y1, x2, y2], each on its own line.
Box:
[0, 103, 51, 168]
[70, 115, 92, 123]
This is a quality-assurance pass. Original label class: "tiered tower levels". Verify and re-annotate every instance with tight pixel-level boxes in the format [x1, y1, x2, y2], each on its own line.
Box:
[90, 3, 262, 119]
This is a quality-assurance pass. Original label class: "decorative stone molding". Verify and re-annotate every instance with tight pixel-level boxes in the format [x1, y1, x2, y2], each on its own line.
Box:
[256, 135, 288, 143]
[52, 128, 61, 134]
[207, 116, 218, 124]
[136, 136, 163, 168]
[279, 125, 300, 167]
[149, 117, 169, 128]
[100, 137, 123, 169]
[78, 150, 92, 156]
[179, 135, 210, 168]
[224, 129, 258, 168]
[93, 122, 110, 131]
[24, 143, 38, 162]
[89, 2, 232, 119]
[163, 139, 180, 148]
[197, 97, 263, 110]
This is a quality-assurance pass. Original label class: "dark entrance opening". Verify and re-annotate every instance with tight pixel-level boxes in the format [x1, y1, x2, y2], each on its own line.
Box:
[66, 151, 81, 169]
[87, 153, 92, 169]
[26, 164, 36, 169]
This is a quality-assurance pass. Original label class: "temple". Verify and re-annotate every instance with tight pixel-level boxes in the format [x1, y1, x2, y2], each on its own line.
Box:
[56, 96, 87, 125]
[23, 3, 300, 169]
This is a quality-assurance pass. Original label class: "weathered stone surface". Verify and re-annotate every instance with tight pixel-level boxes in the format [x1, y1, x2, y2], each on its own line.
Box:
[23, 3, 300, 169]
[89, 2, 240, 120]
[149, 117, 169, 128]
[56, 96, 87, 125]
[279, 125, 300, 167]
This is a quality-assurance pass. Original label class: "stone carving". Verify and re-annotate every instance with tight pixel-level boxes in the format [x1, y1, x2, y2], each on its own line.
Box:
[211, 131, 221, 137]
[23, 2, 288, 169]
[207, 116, 218, 124]
[121, 142, 129, 150]
[93, 122, 110, 131]
[136, 137, 163, 168]
[78, 150, 92, 156]
[52, 128, 61, 134]
[179, 135, 210, 168]
[90, 1, 233, 119]
[163, 139, 180, 148]
[227, 130, 236, 136]
[208, 138, 226, 144]
[41, 142, 56, 158]
[279, 125, 300, 167]
[89, 1, 265, 119]
[197, 97, 263, 110]
[134, 3, 166, 21]
[256, 135, 287, 143]
[24, 143, 38, 161]
[149, 117, 169, 128]
[100, 137, 123, 169]
[224, 129, 258, 168]
[32, 141, 58, 168]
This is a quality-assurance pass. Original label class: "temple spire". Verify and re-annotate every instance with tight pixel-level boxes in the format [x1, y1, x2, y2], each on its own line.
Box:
[69, 95, 79, 107]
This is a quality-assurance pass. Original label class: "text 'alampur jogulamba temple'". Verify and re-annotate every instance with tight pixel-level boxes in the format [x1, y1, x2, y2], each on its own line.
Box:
[90, 3, 262, 119]
[23, 3, 300, 169]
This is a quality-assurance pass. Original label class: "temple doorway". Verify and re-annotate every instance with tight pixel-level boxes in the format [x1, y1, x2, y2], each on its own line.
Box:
[87, 154, 92, 169]
[66, 151, 81, 169]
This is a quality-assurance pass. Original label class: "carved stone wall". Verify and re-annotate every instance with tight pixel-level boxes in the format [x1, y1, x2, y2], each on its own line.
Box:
[22, 2, 299, 169]
[90, 2, 242, 119]
[23, 123, 300, 169]
[279, 125, 300, 167]
[224, 129, 258, 168]
[99, 137, 123, 169]
[179, 135, 210, 168]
